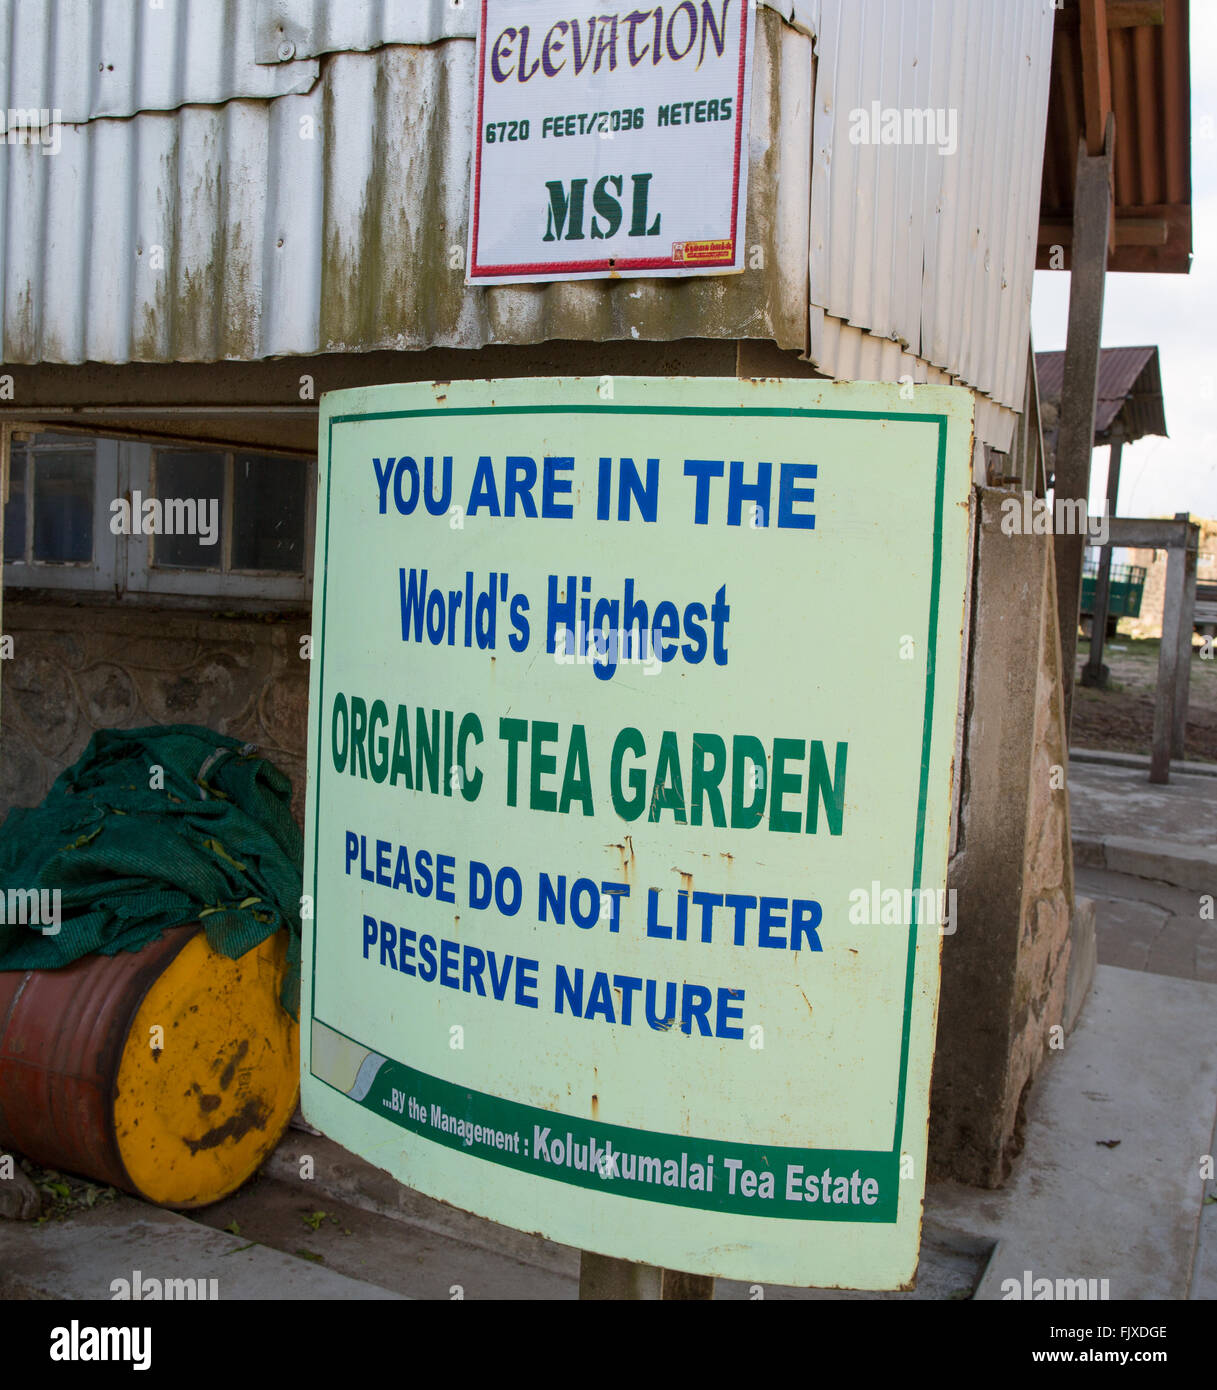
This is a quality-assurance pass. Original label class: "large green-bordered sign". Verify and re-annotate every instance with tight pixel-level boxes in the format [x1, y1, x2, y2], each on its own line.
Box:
[302, 377, 973, 1288]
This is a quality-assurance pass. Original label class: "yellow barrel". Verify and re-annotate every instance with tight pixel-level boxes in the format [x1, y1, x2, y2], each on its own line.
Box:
[0, 924, 298, 1208]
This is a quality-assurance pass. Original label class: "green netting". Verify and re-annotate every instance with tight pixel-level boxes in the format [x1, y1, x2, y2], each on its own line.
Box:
[0, 724, 302, 1017]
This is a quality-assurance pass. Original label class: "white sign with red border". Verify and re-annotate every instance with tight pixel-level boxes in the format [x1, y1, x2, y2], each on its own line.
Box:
[467, 1, 755, 285]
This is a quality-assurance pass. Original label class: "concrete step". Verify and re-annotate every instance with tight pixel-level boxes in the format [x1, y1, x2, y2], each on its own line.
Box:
[930, 965, 1217, 1300]
[1075, 866, 1217, 984]
[1074, 835, 1217, 893]
[1072, 748, 1217, 780]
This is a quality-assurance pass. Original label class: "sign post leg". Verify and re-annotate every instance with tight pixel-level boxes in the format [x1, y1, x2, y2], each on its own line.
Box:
[1150, 526, 1188, 783]
[578, 1251, 715, 1300]
[1172, 520, 1197, 759]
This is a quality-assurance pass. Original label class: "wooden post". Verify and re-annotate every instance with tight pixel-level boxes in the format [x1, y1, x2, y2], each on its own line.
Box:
[1171, 516, 1198, 760]
[578, 1251, 715, 1300]
[1149, 515, 1191, 784]
[1054, 119, 1114, 737]
[1081, 434, 1123, 687]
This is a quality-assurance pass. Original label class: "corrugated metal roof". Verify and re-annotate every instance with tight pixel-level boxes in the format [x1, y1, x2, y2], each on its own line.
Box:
[0, 0, 1054, 451]
[808, 0, 1055, 416]
[1038, 0, 1191, 274]
[1, 0, 318, 124]
[1, 6, 810, 364]
[250, 1, 818, 63]
[1035, 345, 1167, 443]
[254, 0, 476, 61]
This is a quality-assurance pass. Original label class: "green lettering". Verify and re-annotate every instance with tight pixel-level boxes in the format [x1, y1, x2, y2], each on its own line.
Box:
[559, 724, 594, 815]
[768, 738, 805, 833]
[611, 727, 647, 821]
[730, 735, 766, 829]
[807, 741, 847, 835]
[648, 729, 687, 823]
[690, 733, 727, 827]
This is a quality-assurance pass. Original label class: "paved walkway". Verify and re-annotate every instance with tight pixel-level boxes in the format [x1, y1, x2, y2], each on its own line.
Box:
[1068, 756, 1217, 856]
[1068, 756, 1216, 983]
[1075, 866, 1217, 983]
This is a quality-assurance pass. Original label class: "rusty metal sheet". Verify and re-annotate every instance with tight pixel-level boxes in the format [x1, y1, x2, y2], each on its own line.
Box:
[1, 0, 318, 125]
[1, 7, 808, 365]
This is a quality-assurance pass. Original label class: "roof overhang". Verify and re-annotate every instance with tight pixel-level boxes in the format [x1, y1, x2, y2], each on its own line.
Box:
[1035, 344, 1167, 452]
[1037, 0, 1192, 274]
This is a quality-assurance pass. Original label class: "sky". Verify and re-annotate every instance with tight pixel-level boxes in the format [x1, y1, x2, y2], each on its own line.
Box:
[1030, 1, 1216, 522]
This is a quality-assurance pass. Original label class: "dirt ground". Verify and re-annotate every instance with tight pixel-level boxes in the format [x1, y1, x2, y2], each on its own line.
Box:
[1071, 631, 1217, 763]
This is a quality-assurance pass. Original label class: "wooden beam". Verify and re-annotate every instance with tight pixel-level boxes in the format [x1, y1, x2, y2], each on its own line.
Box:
[1106, 1, 1165, 28]
[1055, 124, 1114, 737]
[1054, 2, 1165, 30]
[1079, 0, 1112, 157]
[1104, 517, 1194, 550]
[1038, 217, 1168, 247]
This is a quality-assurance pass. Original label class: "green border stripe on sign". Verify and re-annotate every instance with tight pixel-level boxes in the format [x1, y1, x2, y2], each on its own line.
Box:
[313, 1019, 901, 1222]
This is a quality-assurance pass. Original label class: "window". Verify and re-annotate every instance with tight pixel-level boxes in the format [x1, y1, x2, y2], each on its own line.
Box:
[4, 434, 119, 590]
[3, 431, 313, 605]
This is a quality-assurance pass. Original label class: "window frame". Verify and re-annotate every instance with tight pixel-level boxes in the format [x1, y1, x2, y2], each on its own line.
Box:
[122, 443, 315, 603]
[3, 434, 120, 591]
[2, 429, 314, 606]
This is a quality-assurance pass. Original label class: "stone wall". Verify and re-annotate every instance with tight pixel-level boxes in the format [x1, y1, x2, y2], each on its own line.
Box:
[0, 600, 310, 827]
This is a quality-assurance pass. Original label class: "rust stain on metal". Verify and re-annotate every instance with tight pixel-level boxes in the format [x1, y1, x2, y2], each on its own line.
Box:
[189, 1082, 222, 1114]
[184, 1096, 270, 1155]
[218, 1038, 249, 1090]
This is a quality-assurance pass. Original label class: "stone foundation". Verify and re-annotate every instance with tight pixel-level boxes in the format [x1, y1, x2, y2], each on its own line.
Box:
[929, 490, 1076, 1186]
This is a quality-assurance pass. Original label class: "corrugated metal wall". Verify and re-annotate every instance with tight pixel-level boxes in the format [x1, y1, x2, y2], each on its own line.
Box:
[809, 0, 1054, 420]
[2, 0, 318, 123]
[0, 5, 810, 366]
[0, 1, 1054, 449]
